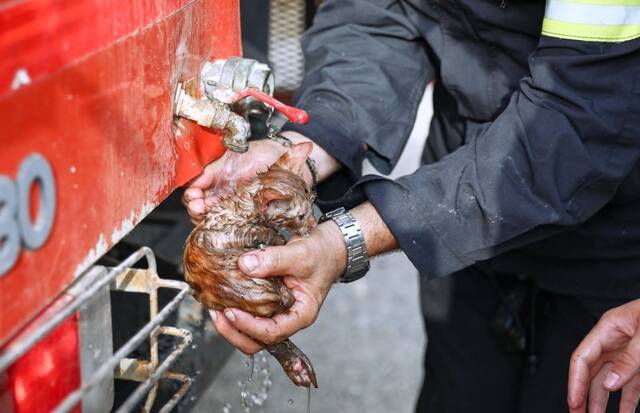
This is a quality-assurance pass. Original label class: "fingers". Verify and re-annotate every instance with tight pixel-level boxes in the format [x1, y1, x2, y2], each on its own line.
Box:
[568, 325, 609, 411]
[239, 242, 313, 278]
[183, 188, 222, 224]
[223, 291, 318, 346]
[183, 187, 206, 223]
[209, 310, 263, 355]
[187, 198, 206, 215]
[224, 309, 288, 346]
[606, 330, 640, 391]
[182, 159, 225, 222]
[568, 300, 640, 413]
[182, 187, 204, 206]
[620, 374, 640, 413]
[587, 362, 611, 413]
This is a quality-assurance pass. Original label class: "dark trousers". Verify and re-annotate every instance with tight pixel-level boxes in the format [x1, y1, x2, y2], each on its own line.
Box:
[416, 267, 630, 413]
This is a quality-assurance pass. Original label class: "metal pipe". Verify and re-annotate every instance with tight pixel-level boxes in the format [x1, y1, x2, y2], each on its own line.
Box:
[174, 84, 250, 153]
[143, 268, 160, 413]
[222, 110, 250, 153]
[158, 372, 193, 413]
[115, 327, 193, 413]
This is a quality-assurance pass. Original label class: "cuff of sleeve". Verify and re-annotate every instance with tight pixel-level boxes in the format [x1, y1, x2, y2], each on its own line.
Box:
[282, 104, 366, 180]
[360, 177, 468, 278]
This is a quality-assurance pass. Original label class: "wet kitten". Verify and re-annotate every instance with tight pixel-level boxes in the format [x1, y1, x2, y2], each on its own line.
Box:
[183, 142, 318, 388]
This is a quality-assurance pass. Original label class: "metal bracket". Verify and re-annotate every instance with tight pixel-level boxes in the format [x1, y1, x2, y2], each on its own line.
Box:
[109, 266, 194, 413]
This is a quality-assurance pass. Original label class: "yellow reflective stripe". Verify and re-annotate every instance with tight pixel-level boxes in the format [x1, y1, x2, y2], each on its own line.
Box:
[543, 0, 640, 41]
[563, 0, 640, 6]
[542, 18, 640, 41]
[545, 0, 640, 26]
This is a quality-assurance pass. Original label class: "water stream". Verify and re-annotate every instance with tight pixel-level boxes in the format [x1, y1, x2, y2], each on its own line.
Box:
[237, 352, 273, 412]
[218, 351, 313, 413]
[208, 151, 245, 198]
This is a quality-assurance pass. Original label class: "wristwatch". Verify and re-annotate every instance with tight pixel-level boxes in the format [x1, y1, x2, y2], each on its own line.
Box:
[320, 207, 370, 283]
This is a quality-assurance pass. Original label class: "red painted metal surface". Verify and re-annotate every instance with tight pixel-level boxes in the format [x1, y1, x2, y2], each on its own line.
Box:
[0, 0, 241, 345]
[1, 311, 80, 413]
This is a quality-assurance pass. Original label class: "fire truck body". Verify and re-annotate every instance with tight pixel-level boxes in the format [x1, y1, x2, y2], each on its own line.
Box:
[0, 0, 240, 410]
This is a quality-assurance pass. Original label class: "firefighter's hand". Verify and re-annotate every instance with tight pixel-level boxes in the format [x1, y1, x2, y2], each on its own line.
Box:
[183, 131, 339, 225]
[209, 221, 346, 354]
[568, 299, 640, 413]
[182, 139, 286, 224]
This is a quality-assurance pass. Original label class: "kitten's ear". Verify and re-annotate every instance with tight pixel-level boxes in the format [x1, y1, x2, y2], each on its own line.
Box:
[254, 187, 292, 211]
[288, 142, 313, 163]
[275, 142, 313, 174]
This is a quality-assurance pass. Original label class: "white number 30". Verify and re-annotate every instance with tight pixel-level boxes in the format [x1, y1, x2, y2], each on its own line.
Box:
[1, 154, 56, 276]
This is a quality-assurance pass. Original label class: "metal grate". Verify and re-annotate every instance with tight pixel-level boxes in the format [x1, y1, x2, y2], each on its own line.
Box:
[0, 247, 193, 413]
[268, 0, 306, 92]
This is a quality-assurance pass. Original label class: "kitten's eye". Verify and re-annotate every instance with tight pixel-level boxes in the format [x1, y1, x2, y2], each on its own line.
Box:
[298, 214, 305, 221]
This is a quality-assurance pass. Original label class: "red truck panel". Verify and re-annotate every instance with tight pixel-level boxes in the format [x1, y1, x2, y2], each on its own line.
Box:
[0, 0, 240, 345]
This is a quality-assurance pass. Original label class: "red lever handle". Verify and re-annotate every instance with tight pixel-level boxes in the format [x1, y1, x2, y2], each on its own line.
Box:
[236, 88, 309, 125]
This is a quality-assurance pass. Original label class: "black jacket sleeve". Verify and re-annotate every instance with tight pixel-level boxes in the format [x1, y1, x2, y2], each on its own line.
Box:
[288, 1, 640, 279]
[284, 0, 435, 177]
[365, 36, 640, 278]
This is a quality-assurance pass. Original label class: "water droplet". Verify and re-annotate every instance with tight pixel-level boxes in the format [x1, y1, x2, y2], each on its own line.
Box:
[288, 399, 294, 405]
[222, 402, 232, 413]
[228, 351, 272, 412]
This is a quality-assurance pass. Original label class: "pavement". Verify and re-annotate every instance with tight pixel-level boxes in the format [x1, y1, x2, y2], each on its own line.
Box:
[193, 86, 434, 413]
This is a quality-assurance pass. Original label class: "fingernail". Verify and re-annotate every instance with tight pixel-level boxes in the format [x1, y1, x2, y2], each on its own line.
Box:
[604, 371, 620, 389]
[224, 310, 236, 322]
[241, 254, 259, 272]
[210, 310, 217, 321]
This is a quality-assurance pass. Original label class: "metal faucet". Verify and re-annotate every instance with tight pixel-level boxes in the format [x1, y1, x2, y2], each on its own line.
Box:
[174, 86, 251, 152]
[174, 57, 308, 153]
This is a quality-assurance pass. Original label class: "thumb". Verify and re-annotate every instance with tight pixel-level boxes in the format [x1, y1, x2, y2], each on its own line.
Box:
[239, 243, 310, 278]
[605, 331, 640, 391]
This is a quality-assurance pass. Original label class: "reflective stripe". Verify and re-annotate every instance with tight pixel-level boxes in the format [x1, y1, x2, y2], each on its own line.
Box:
[564, 0, 640, 6]
[543, 19, 640, 40]
[546, 0, 640, 25]
[543, 0, 640, 41]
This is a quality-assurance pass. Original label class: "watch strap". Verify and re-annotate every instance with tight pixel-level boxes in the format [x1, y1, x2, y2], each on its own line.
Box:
[266, 133, 318, 188]
[321, 207, 370, 283]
